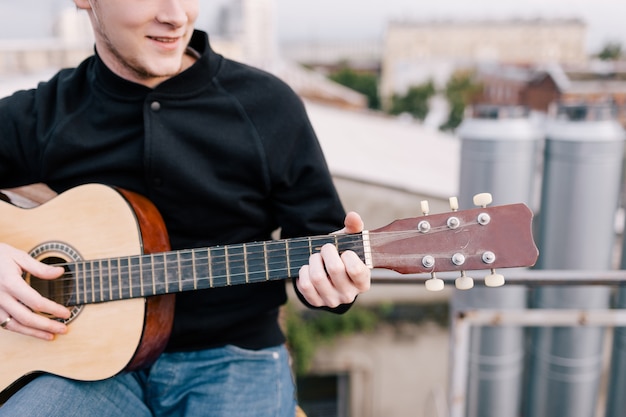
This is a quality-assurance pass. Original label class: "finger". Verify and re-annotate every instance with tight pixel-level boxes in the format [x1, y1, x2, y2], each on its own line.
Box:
[1, 295, 68, 336]
[341, 251, 372, 292]
[332, 211, 364, 235]
[13, 250, 65, 280]
[1, 314, 62, 341]
[296, 264, 324, 307]
[11, 281, 72, 319]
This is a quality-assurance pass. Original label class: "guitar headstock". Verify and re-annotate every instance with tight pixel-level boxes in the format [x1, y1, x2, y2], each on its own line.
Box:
[367, 193, 538, 291]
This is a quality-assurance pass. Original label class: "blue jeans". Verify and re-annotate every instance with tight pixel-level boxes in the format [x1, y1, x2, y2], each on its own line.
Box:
[0, 344, 297, 417]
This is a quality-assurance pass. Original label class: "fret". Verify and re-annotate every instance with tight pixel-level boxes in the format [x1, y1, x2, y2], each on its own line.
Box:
[286, 238, 312, 277]
[208, 247, 213, 288]
[66, 264, 78, 306]
[224, 245, 246, 286]
[152, 253, 167, 296]
[164, 252, 180, 294]
[108, 258, 120, 301]
[245, 242, 269, 283]
[192, 250, 198, 290]
[285, 239, 291, 276]
[178, 250, 196, 292]
[138, 256, 144, 297]
[90, 260, 95, 303]
[118, 258, 128, 300]
[164, 253, 169, 293]
[243, 244, 249, 284]
[107, 258, 113, 302]
[74, 262, 83, 305]
[139, 255, 152, 297]
[192, 248, 209, 290]
[150, 254, 157, 296]
[128, 256, 138, 299]
[98, 259, 104, 302]
[225, 246, 231, 286]
[98, 258, 110, 302]
[263, 241, 269, 281]
[82, 261, 89, 304]
[83, 261, 93, 304]
[210, 246, 227, 288]
[266, 240, 289, 280]
[177, 251, 182, 293]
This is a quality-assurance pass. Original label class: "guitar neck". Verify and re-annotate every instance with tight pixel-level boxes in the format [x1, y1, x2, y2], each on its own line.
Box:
[57, 233, 368, 306]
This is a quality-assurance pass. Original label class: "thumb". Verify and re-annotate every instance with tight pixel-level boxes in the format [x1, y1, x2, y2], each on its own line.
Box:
[334, 211, 364, 235]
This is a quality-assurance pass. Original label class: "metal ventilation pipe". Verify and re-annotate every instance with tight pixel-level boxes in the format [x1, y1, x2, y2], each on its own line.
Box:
[604, 110, 626, 417]
[527, 103, 625, 417]
[454, 105, 542, 417]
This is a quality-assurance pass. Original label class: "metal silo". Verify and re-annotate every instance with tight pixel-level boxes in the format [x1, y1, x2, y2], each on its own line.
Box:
[454, 105, 542, 417]
[527, 103, 625, 417]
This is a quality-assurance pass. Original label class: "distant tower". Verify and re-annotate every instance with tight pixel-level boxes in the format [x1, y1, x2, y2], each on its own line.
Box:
[54, 6, 93, 46]
[240, 0, 278, 69]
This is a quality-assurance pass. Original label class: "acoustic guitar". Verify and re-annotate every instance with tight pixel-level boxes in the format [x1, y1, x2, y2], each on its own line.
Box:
[0, 184, 538, 399]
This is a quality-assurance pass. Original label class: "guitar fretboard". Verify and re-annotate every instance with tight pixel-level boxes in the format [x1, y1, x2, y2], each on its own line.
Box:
[51, 233, 367, 306]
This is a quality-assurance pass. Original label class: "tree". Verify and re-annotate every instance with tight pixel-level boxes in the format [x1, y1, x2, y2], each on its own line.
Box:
[388, 80, 436, 121]
[328, 66, 381, 110]
[440, 70, 482, 131]
[597, 41, 623, 61]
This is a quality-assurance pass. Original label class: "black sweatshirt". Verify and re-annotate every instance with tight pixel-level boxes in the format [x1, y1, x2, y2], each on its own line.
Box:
[0, 31, 346, 351]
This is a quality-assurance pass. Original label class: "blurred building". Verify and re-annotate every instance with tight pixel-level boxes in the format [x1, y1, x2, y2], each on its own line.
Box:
[473, 61, 626, 127]
[380, 18, 587, 107]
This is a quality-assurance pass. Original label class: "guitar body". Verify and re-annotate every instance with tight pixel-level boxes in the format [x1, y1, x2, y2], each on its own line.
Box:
[0, 184, 174, 399]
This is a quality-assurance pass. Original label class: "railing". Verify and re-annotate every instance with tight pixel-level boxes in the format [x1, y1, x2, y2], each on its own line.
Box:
[372, 268, 626, 417]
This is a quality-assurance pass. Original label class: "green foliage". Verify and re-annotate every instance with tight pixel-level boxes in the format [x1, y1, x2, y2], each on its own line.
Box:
[389, 80, 436, 120]
[285, 303, 379, 375]
[597, 41, 623, 61]
[328, 67, 381, 110]
[285, 301, 449, 375]
[440, 70, 482, 131]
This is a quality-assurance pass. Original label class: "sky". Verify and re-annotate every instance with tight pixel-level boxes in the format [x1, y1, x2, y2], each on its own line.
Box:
[0, 0, 625, 54]
[275, 0, 626, 53]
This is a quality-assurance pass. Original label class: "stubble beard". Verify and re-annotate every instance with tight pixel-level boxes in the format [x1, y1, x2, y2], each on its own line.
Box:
[96, 26, 180, 83]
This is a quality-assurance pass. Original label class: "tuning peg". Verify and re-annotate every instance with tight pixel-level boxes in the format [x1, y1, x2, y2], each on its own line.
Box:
[473, 193, 493, 207]
[425, 273, 444, 292]
[455, 271, 474, 290]
[420, 200, 430, 216]
[449, 197, 459, 212]
[485, 269, 505, 287]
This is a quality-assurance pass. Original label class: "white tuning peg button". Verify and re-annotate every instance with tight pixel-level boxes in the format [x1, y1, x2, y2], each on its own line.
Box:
[449, 197, 459, 211]
[420, 200, 430, 216]
[425, 273, 444, 292]
[485, 270, 505, 287]
[473, 193, 493, 207]
[455, 271, 474, 290]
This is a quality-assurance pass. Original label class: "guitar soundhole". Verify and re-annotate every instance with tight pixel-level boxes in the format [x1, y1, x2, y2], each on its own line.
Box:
[27, 243, 84, 325]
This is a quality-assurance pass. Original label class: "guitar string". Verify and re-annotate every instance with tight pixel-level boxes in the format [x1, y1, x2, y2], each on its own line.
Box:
[43, 227, 470, 303]
[38, 227, 468, 302]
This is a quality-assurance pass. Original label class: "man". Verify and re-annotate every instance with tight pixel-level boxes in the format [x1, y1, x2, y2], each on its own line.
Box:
[0, 1, 371, 416]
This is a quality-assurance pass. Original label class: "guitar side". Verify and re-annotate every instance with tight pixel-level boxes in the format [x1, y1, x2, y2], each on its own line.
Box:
[0, 184, 172, 398]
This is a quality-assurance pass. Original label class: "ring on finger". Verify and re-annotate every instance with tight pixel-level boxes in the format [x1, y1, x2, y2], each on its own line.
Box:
[0, 315, 12, 329]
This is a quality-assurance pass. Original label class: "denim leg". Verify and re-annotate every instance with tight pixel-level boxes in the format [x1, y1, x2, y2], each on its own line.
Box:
[146, 344, 297, 417]
[1, 344, 297, 417]
[0, 372, 151, 417]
